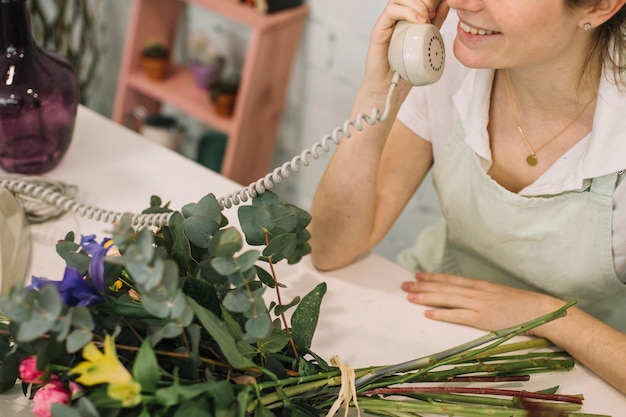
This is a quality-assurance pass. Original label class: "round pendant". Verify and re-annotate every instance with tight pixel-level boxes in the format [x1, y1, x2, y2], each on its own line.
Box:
[526, 154, 538, 166]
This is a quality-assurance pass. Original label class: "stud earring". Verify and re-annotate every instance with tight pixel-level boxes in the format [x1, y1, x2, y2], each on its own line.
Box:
[583, 22, 592, 31]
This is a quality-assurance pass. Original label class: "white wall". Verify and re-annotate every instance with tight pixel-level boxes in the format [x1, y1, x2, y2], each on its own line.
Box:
[87, 0, 442, 263]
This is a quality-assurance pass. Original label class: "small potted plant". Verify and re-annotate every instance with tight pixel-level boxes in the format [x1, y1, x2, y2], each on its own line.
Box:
[187, 32, 225, 90]
[140, 39, 171, 81]
[209, 73, 239, 117]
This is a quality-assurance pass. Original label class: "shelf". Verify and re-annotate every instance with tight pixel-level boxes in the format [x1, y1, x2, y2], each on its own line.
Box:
[183, 0, 305, 29]
[127, 64, 233, 134]
[113, 0, 308, 185]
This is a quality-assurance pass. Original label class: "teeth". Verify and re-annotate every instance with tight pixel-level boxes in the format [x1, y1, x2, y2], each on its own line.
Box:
[460, 21, 497, 35]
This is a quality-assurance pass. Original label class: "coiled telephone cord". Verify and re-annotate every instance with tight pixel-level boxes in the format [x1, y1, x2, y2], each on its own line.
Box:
[0, 73, 400, 227]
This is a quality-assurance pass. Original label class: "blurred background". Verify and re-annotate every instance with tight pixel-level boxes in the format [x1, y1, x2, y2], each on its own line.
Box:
[34, 0, 442, 264]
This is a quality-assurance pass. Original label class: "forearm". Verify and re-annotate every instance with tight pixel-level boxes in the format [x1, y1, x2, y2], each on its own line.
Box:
[535, 302, 626, 394]
[309, 88, 406, 270]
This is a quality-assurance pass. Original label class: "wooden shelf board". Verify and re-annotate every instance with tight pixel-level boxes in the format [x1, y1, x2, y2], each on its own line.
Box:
[181, 0, 307, 29]
[127, 64, 233, 134]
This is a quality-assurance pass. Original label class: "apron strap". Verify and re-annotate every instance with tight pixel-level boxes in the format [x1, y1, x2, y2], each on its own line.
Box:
[589, 172, 619, 197]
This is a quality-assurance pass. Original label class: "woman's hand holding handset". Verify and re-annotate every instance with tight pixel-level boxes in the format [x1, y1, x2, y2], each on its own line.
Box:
[362, 0, 450, 97]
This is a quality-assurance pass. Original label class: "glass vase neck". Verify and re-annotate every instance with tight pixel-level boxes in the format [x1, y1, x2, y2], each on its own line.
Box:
[0, 0, 34, 50]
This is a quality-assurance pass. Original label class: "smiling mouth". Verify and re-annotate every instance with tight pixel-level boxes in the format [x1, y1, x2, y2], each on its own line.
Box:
[459, 21, 500, 35]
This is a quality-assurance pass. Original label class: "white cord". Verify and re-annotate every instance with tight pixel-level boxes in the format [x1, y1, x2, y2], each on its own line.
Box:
[218, 73, 401, 209]
[0, 176, 173, 227]
[0, 73, 402, 227]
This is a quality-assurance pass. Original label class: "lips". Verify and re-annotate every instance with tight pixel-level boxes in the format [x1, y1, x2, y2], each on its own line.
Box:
[459, 21, 500, 35]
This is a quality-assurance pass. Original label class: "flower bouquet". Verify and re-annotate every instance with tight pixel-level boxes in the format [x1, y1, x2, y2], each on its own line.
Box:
[0, 191, 608, 417]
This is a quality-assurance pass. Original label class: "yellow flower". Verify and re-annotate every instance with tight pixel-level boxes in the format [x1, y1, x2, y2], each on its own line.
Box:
[108, 380, 142, 407]
[70, 334, 142, 407]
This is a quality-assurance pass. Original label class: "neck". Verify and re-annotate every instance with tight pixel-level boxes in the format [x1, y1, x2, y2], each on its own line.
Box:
[500, 61, 601, 114]
[0, 0, 34, 51]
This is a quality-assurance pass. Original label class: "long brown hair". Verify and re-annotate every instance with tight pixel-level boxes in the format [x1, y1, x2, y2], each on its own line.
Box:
[568, 1, 626, 86]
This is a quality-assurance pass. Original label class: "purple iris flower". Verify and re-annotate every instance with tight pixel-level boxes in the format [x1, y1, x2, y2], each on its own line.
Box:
[79, 235, 112, 292]
[30, 267, 104, 307]
[29, 235, 112, 307]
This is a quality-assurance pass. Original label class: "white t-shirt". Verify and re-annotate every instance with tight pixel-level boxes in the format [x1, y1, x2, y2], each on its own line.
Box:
[397, 11, 626, 282]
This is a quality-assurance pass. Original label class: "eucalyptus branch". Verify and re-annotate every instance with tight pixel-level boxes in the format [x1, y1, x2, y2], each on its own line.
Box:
[264, 230, 299, 360]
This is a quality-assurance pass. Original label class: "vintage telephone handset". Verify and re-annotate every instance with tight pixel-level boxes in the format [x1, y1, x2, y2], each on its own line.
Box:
[0, 16, 445, 290]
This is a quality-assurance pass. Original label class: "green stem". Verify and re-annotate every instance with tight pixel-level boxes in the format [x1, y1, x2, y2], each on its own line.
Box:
[354, 300, 576, 389]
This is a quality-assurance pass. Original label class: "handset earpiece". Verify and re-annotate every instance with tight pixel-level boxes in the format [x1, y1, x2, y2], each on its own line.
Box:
[388, 20, 445, 86]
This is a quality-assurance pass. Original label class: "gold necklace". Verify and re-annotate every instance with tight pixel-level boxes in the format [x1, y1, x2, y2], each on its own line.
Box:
[503, 70, 596, 167]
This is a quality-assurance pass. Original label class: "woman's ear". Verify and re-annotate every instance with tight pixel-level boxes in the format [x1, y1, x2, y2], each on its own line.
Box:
[580, 0, 626, 29]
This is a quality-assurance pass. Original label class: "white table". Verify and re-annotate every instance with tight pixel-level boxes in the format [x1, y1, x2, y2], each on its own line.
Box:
[1, 107, 625, 416]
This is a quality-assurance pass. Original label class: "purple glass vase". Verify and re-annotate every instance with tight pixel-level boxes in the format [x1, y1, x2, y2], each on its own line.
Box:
[0, 0, 79, 174]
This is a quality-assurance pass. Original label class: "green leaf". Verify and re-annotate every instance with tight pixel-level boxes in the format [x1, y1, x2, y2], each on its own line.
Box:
[243, 297, 272, 341]
[211, 256, 239, 276]
[267, 204, 301, 232]
[66, 328, 93, 353]
[274, 296, 300, 316]
[238, 205, 274, 246]
[263, 234, 297, 263]
[15, 285, 62, 342]
[223, 288, 254, 313]
[183, 216, 220, 248]
[209, 227, 243, 257]
[183, 276, 221, 316]
[51, 404, 82, 417]
[237, 250, 261, 272]
[290, 283, 327, 350]
[56, 239, 90, 275]
[194, 193, 223, 223]
[255, 265, 276, 288]
[168, 212, 197, 274]
[187, 297, 256, 369]
[258, 329, 291, 354]
[133, 339, 160, 393]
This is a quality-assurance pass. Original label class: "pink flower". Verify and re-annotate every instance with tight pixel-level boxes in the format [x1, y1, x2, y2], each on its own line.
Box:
[19, 356, 47, 385]
[32, 380, 71, 417]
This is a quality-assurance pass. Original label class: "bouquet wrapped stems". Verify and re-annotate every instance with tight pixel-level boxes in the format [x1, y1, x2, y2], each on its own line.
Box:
[0, 192, 612, 417]
[247, 300, 611, 417]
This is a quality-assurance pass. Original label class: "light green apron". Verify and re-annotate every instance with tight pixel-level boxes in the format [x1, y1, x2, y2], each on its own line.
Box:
[398, 122, 626, 332]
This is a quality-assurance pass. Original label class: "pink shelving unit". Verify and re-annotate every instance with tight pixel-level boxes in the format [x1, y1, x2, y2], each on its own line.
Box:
[113, 0, 308, 185]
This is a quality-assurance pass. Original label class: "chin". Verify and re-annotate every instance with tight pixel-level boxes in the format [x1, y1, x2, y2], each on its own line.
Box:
[452, 41, 495, 69]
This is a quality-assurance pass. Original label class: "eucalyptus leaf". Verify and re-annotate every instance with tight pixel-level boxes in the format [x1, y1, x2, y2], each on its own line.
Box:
[66, 327, 94, 353]
[255, 265, 276, 288]
[223, 288, 254, 313]
[208, 227, 243, 257]
[251, 190, 282, 207]
[267, 204, 300, 232]
[262, 234, 297, 263]
[183, 215, 220, 249]
[274, 296, 300, 316]
[238, 205, 274, 246]
[211, 256, 239, 276]
[194, 193, 223, 223]
[237, 250, 261, 272]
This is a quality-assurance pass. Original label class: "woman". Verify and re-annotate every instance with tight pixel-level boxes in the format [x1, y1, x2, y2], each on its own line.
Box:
[309, 0, 626, 393]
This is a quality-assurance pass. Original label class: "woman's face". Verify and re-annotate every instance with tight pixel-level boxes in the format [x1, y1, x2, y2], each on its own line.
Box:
[445, 0, 590, 71]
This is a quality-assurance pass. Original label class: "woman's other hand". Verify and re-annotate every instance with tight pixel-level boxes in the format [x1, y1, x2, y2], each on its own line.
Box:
[401, 272, 565, 335]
